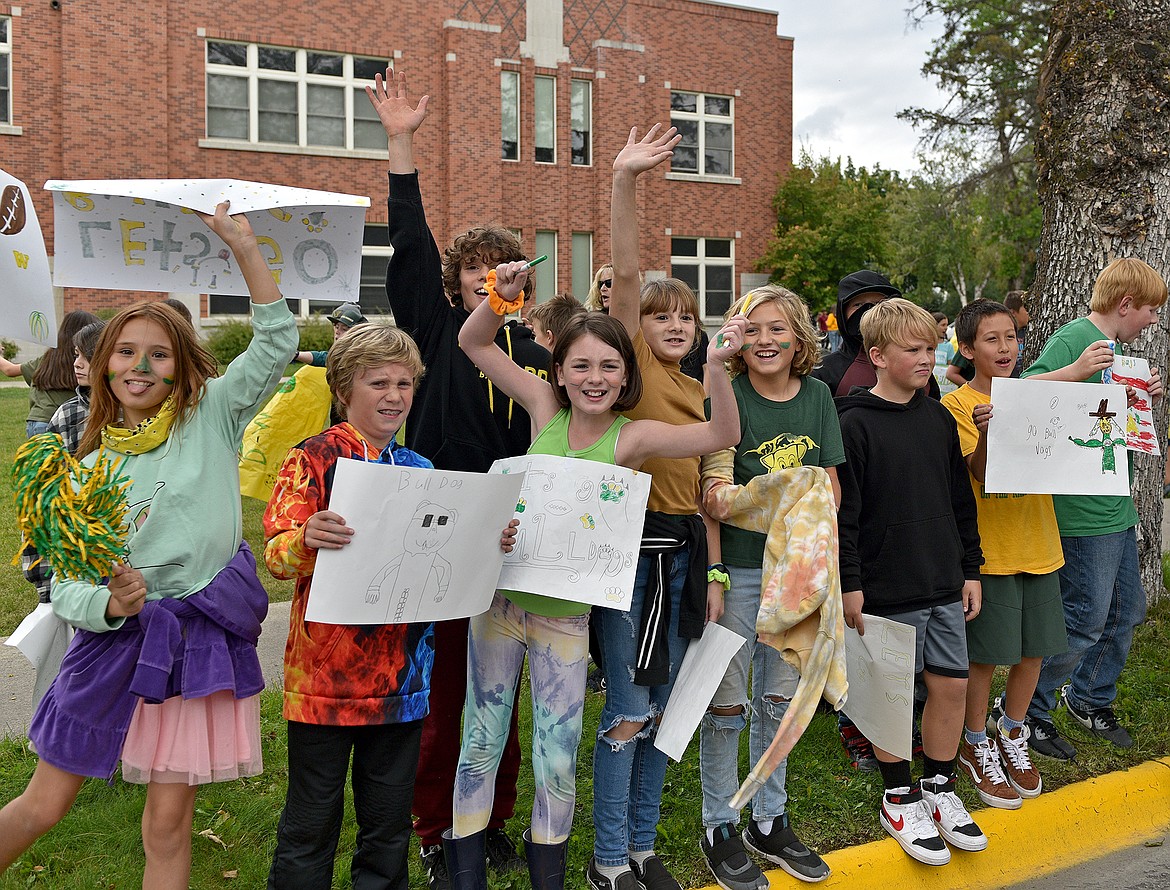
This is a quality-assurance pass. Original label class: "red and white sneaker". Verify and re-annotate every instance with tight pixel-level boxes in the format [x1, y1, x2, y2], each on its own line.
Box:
[920, 775, 988, 852]
[879, 784, 950, 866]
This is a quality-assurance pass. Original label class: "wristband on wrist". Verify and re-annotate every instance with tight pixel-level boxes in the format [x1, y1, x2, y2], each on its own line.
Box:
[707, 562, 730, 591]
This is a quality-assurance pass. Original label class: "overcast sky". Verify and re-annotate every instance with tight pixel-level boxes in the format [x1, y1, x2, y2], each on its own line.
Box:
[737, 1, 950, 175]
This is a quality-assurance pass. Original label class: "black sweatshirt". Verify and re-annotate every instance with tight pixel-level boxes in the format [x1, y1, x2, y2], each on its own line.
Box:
[835, 387, 982, 615]
[386, 172, 549, 472]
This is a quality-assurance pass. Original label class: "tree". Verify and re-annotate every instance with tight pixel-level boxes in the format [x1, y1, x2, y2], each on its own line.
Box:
[757, 152, 896, 310]
[1029, 0, 1170, 601]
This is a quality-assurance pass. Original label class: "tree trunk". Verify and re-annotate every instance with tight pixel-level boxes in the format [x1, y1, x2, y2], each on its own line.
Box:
[1029, 0, 1170, 603]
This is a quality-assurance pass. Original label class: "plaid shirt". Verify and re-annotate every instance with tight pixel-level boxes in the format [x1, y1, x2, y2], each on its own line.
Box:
[47, 389, 90, 456]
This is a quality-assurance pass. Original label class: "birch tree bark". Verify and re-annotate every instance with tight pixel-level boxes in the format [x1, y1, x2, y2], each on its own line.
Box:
[1028, 0, 1170, 603]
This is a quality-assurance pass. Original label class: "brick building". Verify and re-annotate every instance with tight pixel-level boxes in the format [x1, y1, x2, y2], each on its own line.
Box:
[0, 0, 791, 328]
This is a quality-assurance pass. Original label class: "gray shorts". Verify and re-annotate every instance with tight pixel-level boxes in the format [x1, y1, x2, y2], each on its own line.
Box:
[883, 600, 969, 679]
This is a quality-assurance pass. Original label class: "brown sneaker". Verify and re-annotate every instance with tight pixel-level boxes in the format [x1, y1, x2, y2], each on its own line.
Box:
[957, 737, 1021, 809]
[996, 720, 1043, 798]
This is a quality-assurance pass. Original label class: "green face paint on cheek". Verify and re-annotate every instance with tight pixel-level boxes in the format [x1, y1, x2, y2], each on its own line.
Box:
[163, 377, 174, 385]
[778, 341, 792, 349]
[108, 371, 116, 382]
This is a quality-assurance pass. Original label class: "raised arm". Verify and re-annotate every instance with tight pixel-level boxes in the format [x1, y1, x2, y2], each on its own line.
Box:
[367, 67, 430, 175]
[198, 202, 283, 305]
[609, 125, 681, 336]
[458, 262, 559, 427]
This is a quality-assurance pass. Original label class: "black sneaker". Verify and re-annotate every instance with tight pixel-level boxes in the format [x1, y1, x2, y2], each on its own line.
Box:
[420, 843, 451, 890]
[630, 853, 682, 890]
[586, 666, 607, 694]
[986, 695, 1005, 737]
[839, 721, 878, 771]
[1025, 715, 1077, 760]
[485, 827, 524, 872]
[701, 824, 767, 890]
[743, 815, 830, 883]
[1062, 694, 1134, 749]
[586, 858, 641, 890]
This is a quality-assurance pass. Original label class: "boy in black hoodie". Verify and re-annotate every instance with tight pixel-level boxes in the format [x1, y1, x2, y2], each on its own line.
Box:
[836, 298, 984, 867]
[368, 68, 549, 887]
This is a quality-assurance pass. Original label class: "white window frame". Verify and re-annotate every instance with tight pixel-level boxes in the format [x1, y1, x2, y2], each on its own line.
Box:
[0, 17, 11, 126]
[669, 90, 734, 178]
[671, 236, 735, 323]
[570, 79, 591, 166]
[501, 70, 520, 161]
[204, 41, 387, 152]
[534, 75, 556, 164]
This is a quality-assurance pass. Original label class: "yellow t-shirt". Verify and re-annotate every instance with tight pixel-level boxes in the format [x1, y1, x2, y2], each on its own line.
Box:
[620, 331, 704, 514]
[941, 384, 1064, 575]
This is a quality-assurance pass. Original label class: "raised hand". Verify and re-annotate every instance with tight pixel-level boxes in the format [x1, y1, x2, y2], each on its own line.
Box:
[366, 68, 430, 139]
[708, 315, 749, 364]
[612, 124, 682, 177]
[197, 200, 256, 253]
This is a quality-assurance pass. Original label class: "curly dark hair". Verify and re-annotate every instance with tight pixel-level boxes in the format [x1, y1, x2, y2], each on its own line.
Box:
[440, 226, 528, 306]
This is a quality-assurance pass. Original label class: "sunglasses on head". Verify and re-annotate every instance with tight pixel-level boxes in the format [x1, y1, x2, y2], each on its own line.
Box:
[600, 279, 613, 289]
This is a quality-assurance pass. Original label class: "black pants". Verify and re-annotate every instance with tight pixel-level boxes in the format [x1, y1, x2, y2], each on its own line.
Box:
[268, 719, 423, 890]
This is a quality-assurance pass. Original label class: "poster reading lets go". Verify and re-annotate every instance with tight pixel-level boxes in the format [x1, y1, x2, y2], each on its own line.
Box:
[46, 179, 370, 302]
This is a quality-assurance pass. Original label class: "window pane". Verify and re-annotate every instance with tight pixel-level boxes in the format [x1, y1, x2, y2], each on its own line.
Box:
[571, 232, 592, 299]
[705, 121, 733, 149]
[0, 18, 8, 42]
[671, 118, 698, 172]
[258, 46, 295, 71]
[706, 265, 733, 318]
[670, 91, 696, 113]
[353, 57, 386, 81]
[705, 150, 731, 175]
[535, 76, 555, 163]
[363, 223, 390, 248]
[352, 87, 384, 149]
[360, 253, 393, 315]
[706, 239, 732, 258]
[571, 80, 590, 166]
[671, 237, 698, 257]
[306, 84, 344, 146]
[672, 263, 699, 292]
[705, 95, 731, 116]
[306, 52, 343, 76]
[258, 79, 297, 143]
[207, 41, 246, 66]
[535, 231, 557, 302]
[501, 71, 519, 160]
[206, 74, 248, 139]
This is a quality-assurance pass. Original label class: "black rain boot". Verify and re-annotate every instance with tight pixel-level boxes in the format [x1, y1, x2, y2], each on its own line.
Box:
[523, 828, 567, 890]
[441, 829, 487, 890]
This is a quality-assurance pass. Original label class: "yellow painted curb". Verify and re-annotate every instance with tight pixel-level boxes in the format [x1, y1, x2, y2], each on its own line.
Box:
[693, 758, 1170, 889]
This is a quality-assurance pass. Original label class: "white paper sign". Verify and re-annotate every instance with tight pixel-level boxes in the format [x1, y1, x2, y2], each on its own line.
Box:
[0, 168, 57, 346]
[985, 377, 1130, 496]
[490, 455, 651, 611]
[46, 178, 370, 301]
[655, 622, 747, 761]
[841, 615, 915, 761]
[1110, 355, 1161, 456]
[305, 459, 524, 624]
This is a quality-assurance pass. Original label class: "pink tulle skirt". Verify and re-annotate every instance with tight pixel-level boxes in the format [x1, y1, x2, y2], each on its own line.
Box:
[120, 690, 263, 785]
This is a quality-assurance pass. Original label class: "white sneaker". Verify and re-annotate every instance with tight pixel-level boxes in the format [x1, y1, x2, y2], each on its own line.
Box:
[879, 784, 950, 866]
[920, 775, 988, 852]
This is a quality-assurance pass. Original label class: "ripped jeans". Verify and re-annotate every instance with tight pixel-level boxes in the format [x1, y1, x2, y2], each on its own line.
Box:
[699, 564, 798, 827]
[591, 550, 688, 866]
[453, 592, 589, 844]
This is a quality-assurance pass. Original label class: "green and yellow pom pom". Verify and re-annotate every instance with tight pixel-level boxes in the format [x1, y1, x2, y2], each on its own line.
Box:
[11, 434, 131, 583]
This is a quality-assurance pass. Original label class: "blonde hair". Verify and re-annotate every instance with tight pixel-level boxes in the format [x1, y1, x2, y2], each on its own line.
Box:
[528, 293, 585, 345]
[724, 286, 820, 378]
[860, 298, 939, 354]
[327, 323, 425, 419]
[584, 264, 614, 311]
[1090, 257, 1168, 312]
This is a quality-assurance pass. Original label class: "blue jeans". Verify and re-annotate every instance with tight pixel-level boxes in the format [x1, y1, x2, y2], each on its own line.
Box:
[699, 565, 798, 828]
[26, 420, 50, 438]
[592, 550, 689, 866]
[1028, 528, 1146, 719]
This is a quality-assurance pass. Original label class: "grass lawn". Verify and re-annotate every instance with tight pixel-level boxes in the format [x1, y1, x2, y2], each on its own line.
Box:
[0, 385, 1168, 887]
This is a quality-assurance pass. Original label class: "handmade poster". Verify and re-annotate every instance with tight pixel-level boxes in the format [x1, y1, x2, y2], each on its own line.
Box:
[305, 459, 524, 624]
[0, 168, 56, 346]
[655, 622, 747, 761]
[1109, 354, 1161, 456]
[46, 178, 369, 301]
[239, 366, 332, 501]
[984, 377, 1130, 496]
[841, 615, 915, 761]
[490, 455, 651, 611]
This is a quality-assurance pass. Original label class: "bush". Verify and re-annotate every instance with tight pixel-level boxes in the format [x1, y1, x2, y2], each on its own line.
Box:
[1, 339, 16, 361]
[298, 316, 334, 352]
[204, 315, 336, 365]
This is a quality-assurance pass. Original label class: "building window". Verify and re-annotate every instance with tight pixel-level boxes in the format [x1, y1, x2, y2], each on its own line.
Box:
[571, 232, 592, 300]
[501, 71, 519, 161]
[534, 231, 557, 302]
[0, 17, 10, 125]
[671, 236, 734, 321]
[571, 80, 591, 166]
[670, 91, 733, 176]
[205, 41, 387, 150]
[534, 75, 556, 164]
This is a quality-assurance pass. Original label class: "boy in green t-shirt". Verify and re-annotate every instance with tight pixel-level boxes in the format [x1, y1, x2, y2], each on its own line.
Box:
[942, 300, 1067, 810]
[1022, 258, 1166, 759]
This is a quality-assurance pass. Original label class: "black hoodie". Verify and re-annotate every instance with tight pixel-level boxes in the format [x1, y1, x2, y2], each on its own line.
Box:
[835, 387, 982, 615]
[386, 172, 550, 472]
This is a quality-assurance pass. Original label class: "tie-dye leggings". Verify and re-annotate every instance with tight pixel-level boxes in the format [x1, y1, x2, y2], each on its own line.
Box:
[452, 592, 589, 844]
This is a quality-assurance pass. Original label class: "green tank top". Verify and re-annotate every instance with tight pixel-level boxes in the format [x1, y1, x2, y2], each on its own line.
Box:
[504, 409, 631, 617]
